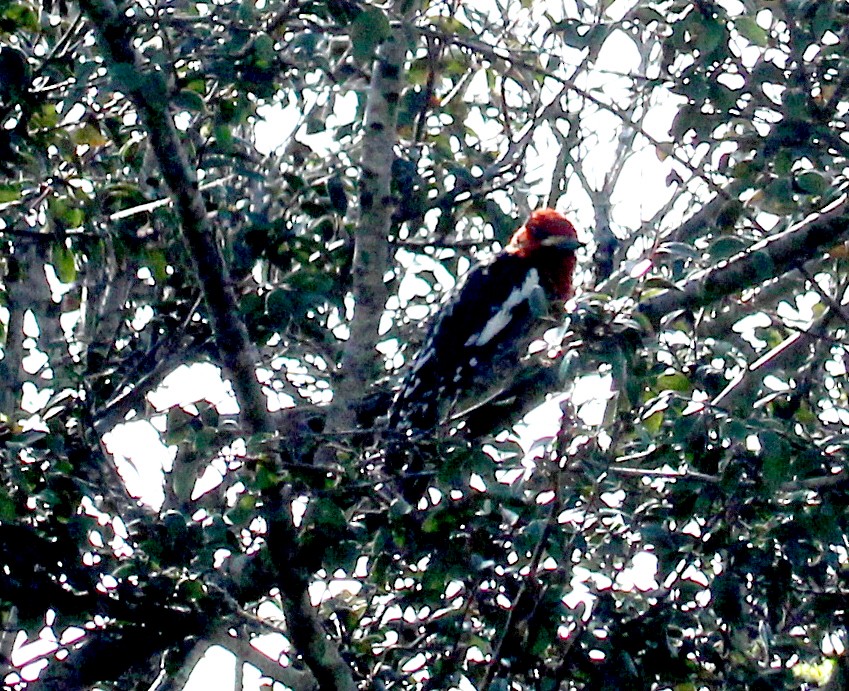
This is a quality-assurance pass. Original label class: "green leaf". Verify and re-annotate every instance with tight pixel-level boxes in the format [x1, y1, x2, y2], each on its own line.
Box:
[72, 123, 107, 147]
[226, 493, 257, 526]
[753, 178, 795, 215]
[641, 276, 678, 292]
[240, 292, 263, 321]
[657, 242, 699, 259]
[252, 33, 275, 68]
[165, 407, 197, 445]
[266, 289, 291, 322]
[550, 20, 605, 49]
[711, 571, 743, 623]
[178, 577, 206, 602]
[558, 350, 581, 384]
[171, 462, 197, 504]
[643, 409, 664, 435]
[0, 184, 21, 203]
[811, 1, 835, 39]
[194, 427, 216, 453]
[144, 248, 169, 284]
[32, 102, 59, 129]
[657, 372, 691, 393]
[0, 487, 16, 521]
[213, 123, 233, 151]
[796, 171, 827, 196]
[389, 497, 413, 519]
[51, 244, 77, 283]
[514, 519, 547, 555]
[174, 88, 206, 112]
[306, 498, 347, 532]
[761, 431, 790, 491]
[783, 92, 808, 120]
[1, 3, 38, 30]
[707, 236, 748, 261]
[350, 8, 391, 64]
[184, 78, 206, 94]
[723, 419, 748, 443]
[692, 16, 725, 55]
[734, 17, 768, 46]
[254, 463, 279, 491]
[50, 197, 85, 228]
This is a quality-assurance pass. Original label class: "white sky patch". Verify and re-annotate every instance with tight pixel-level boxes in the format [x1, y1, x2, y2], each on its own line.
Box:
[395, 248, 458, 297]
[130, 305, 154, 332]
[23, 310, 40, 338]
[12, 634, 54, 670]
[763, 374, 791, 392]
[733, 312, 772, 349]
[192, 456, 231, 500]
[98, 364, 244, 508]
[254, 100, 302, 155]
[102, 420, 173, 509]
[21, 382, 52, 415]
[616, 552, 659, 591]
[22, 349, 49, 375]
[147, 362, 239, 414]
[58, 102, 86, 127]
[776, 290, 819, 326]
[183, 646, 236, 691]
[572, 374, 615, 426]
[256, 90, 360, 156]
[826, 354, 846, 378]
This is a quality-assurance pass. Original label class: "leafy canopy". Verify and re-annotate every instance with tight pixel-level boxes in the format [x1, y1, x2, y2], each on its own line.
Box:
[1, 0, 849, 689]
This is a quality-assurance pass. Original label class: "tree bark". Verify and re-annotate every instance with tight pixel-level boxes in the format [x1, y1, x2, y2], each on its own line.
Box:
[335, 27, 407, 429]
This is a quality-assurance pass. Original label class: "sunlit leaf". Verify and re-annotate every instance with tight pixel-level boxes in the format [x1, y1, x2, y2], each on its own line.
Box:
[50, 244, 77, 283]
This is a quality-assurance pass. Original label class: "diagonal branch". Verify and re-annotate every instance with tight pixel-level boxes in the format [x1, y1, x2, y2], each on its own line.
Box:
[212, 630, 316, 691]
[639, 194, 849, 328]
[75, 3, 357, 690]
[78, 0, 271, 435]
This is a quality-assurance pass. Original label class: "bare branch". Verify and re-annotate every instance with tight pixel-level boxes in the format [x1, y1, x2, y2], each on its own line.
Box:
[148, 639, 212, 691]
[335, 27, 407, 427]
[213, 630, 317, 691]
[78, 0, 272, 434]
[711, 307, 836, 412]
[77, 4, 357, 690]
[639, 194, 849, 328]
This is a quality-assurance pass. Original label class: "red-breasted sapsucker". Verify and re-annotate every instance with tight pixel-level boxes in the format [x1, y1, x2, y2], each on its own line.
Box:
[387, 208, 581, 434]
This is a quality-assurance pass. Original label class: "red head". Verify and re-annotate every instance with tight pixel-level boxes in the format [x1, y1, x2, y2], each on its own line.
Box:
[506, 208, 580, 300]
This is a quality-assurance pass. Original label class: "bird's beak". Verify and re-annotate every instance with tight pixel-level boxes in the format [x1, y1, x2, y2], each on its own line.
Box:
[541, 236, 583, 251]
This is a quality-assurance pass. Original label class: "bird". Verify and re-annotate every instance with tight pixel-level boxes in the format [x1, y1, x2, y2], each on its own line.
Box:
[387, 208, 581, 437]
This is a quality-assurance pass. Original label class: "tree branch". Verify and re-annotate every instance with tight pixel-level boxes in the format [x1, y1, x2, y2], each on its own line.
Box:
[78, 0, 271, 434]
[711, 307, 837, 411]
[335, 28, 407, 428]
[75, 4, 357, 690]
[148, 638, 211, 691]
[639, 194, 849, 328]
[214, 630, 316, 691]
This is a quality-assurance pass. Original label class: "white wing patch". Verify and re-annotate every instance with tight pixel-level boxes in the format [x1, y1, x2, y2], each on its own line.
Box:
[465, 269, 540, 347]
